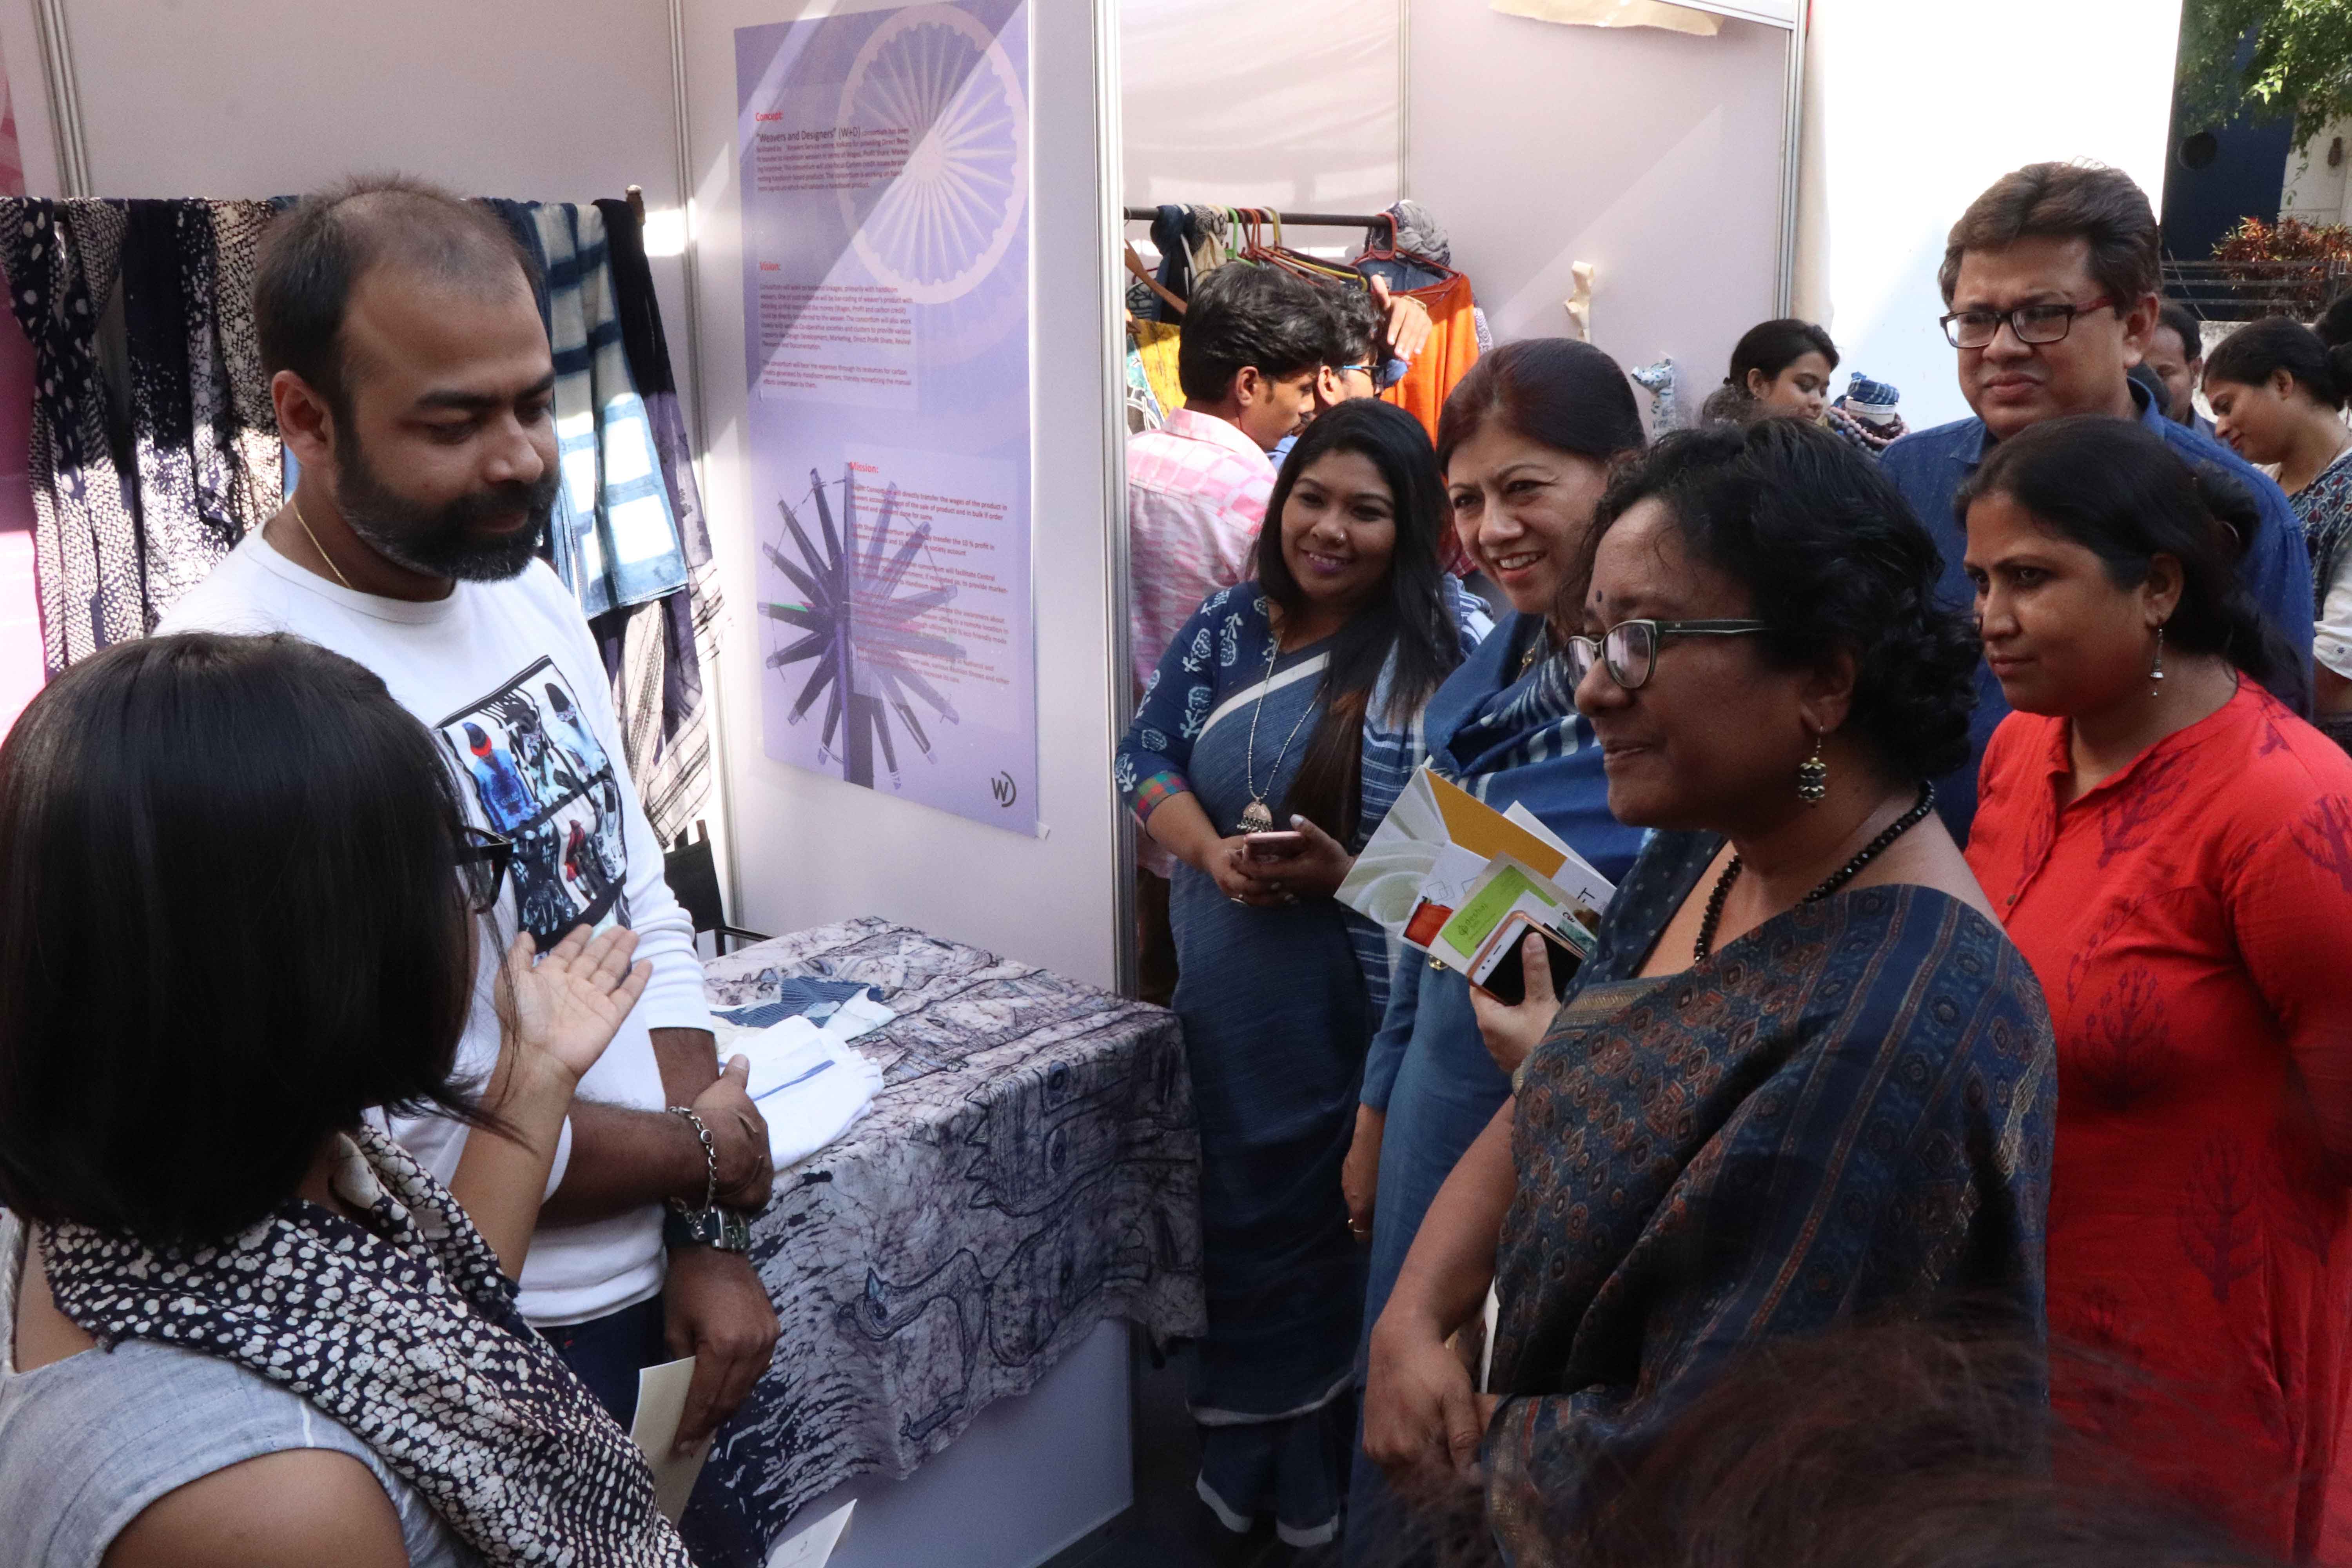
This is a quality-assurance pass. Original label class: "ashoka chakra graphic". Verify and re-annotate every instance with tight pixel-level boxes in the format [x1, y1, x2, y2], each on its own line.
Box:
[838, 5, 1028, 306]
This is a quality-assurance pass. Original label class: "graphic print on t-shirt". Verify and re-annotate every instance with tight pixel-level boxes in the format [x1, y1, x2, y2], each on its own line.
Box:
[436, 657, 630, 943]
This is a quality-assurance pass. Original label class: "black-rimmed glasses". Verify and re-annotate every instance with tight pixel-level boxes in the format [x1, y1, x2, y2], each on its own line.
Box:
[456, 826, 514, 913]
[1939, 297, 2114, 349]
[1564, 619, 1771, 692]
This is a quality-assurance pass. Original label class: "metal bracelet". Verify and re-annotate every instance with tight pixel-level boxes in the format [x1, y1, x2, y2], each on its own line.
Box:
[667, 1105, 719, 1212]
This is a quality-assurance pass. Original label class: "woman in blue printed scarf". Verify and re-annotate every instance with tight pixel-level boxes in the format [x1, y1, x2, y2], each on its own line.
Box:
[1341, 339, 1650, 1564]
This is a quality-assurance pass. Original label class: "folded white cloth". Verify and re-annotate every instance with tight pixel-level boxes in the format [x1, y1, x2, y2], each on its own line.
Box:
[729, 1019, 886, 1170]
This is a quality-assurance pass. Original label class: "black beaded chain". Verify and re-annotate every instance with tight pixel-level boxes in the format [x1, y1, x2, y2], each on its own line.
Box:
[1693, 782, 1937, 962]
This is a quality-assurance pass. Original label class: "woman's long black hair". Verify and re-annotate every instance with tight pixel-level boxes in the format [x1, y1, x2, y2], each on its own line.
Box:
[1255, 398, 1465, 841]
[1956, 415, 2308, 713]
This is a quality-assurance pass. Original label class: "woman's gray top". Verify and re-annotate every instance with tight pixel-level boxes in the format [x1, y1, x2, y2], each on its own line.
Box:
[0, 1209, 479, 1567]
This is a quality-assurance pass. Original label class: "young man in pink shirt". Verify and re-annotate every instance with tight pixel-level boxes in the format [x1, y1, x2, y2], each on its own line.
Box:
[1126, 264, 1332, 1001]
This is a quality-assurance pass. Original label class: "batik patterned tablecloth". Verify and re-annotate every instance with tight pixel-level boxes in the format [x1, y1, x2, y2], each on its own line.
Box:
[679, 918, 1205, 1566]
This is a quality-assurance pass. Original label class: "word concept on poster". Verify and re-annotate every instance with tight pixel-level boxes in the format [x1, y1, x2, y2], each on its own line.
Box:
[736, 0, 1036, 834]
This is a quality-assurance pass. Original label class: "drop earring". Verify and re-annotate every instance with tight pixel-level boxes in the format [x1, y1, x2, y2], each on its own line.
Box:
[1797, 731, 1828, 805]
[2150, 624, 2166, 699]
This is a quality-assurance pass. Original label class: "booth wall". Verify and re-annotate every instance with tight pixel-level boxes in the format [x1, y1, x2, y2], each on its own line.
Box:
[1405, 0, 1787, 414]
[684, 0, 1127, 991]
[1121, 0, 1401, 217]
[1793, 0, 2184, 431]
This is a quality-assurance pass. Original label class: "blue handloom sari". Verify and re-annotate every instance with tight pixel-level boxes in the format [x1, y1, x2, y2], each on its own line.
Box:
[1484, 831, 2057, 1566]
[1116, 582, 1483, 1546]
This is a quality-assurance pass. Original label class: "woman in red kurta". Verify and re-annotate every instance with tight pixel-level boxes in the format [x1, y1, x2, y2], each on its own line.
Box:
[1959, 416, 2352, 1561]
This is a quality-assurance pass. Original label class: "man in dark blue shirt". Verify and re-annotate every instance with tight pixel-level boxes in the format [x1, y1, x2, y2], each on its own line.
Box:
[1880, 161, 2314, 842]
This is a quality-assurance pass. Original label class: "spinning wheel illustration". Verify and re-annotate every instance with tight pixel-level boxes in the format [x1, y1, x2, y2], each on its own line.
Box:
[838, 4, 1028, 305]
[762, 466, 964, 788]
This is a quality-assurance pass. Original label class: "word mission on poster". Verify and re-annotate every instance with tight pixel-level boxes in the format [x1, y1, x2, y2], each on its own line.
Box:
[736, 1, 1037, 835]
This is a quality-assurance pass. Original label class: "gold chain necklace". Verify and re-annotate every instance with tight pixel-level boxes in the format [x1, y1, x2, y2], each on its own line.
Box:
[1236, 631, 1317, 834]
[289, 497, 355, 590]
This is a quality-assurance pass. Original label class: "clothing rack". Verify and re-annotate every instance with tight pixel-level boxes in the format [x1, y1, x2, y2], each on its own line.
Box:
[1122, 205, 1384, 228]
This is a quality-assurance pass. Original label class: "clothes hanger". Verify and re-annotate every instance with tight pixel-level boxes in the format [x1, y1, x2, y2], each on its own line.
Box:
[1123, 241, 1188, 316]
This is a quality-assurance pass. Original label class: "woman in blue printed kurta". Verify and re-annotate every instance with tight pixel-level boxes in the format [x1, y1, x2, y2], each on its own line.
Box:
[1116, 402, 1485, 1548]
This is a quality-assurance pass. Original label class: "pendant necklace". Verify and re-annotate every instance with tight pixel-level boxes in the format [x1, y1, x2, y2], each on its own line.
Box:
[1236, 631, 1316, 834]
[1692, 782, 1936, 961]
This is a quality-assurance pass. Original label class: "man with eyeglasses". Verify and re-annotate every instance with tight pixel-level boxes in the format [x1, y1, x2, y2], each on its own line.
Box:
[1266, 279, 1426, 472]
[1880, 161, 2314, 841]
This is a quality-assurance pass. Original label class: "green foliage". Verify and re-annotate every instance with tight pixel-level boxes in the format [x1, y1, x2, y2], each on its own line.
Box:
[2178, 0, 2352, 144]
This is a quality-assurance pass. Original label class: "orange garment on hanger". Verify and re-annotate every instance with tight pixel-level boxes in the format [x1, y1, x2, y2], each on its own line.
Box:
[1381, 271, 1480, 441]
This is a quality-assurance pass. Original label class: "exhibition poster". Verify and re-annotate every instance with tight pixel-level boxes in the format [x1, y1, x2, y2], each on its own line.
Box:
[735, 0, 1036, 833]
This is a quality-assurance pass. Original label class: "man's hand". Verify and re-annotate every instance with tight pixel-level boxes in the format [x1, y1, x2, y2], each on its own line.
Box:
[663, 1246, 780, 1454]
[689, 1056, 773, 1212]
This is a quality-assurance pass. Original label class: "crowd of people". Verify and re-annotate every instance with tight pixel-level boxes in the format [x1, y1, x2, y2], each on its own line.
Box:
[1119, 158, 2352, 1566]
[0, 151, 2348, 1568]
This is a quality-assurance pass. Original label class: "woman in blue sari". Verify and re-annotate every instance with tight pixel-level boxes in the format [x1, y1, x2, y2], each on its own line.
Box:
[1116, 399, 1488, 1549]
[1363, 422, 2055, 1566]
[1343, 340, 1648, 1561]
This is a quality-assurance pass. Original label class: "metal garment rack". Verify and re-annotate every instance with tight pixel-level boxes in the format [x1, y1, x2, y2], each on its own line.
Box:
[1122, 205, 1386, 229]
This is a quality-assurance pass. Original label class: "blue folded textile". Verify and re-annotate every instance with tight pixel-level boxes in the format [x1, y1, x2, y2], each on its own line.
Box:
[715, 977, 884, 1031]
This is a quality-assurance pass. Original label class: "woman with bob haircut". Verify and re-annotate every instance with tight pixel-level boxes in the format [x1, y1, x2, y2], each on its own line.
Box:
[1363, 421, 2056, 1564]
[0, 632, 691, 1568]
[1116, 397, 1485, 1549]
[1960, 415, 2352, 1560]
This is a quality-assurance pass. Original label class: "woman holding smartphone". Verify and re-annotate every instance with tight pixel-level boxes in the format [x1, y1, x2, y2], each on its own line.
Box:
[1116, 398, 1486, 1550]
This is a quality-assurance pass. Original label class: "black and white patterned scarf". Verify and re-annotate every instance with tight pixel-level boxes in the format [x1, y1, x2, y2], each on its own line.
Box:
[40, 1125, 691, 1568]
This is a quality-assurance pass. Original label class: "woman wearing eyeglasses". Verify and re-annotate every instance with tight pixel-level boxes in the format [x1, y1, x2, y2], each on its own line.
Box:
[1361, 421, 2056, 1564]
[0, 633, 691, 1567]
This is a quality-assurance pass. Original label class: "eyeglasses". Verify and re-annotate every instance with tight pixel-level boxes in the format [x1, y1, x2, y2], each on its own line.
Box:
[1939, 297, 2114, 350]
[455, 826, 514, 913]
[1563, 619, 1772, 692]
[1336, 362, 1382, 387]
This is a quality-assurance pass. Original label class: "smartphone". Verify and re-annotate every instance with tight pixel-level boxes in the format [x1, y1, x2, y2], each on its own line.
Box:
[1474, 915, 1585, 1007]
[1244, 830, 1307, 862]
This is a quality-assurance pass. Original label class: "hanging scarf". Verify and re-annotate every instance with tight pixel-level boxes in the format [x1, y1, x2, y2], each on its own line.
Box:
[0, 197, 281, 672]
[41, 1124, 691, 1568]
[2296, 443, 2352, 619]
[532, 203, 689, 619]
[205, 200, 285, 528]
[0, 198, 140, 670]
[120, 200, 234, 610]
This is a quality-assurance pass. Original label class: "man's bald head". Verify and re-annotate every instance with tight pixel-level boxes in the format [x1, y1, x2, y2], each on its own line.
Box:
[254, 174, 538, 417]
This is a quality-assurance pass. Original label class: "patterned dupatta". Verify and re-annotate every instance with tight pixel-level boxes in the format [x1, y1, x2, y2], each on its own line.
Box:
[42, 1125, 691, 1568]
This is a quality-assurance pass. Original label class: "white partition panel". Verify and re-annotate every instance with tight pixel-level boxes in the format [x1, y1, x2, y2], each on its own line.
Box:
[1794, 0, 2182, 431]
[685, 0, 1125, 990]
[1407, 0, 1789, 401]
[1121, 0, 1401, 215]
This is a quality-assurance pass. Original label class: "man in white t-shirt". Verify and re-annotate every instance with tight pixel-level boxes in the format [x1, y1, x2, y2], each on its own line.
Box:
[159, 176, 777, 1448]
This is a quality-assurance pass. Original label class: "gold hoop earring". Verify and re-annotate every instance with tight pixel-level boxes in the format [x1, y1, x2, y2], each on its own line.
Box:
[2150, 624, 2166, 700]
[1798, 731, 1828, 805]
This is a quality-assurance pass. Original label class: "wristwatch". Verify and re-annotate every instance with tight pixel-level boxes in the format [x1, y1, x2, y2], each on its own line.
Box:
[664, 1202, 751, 1252]
[664, 1105, 752, 1253]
